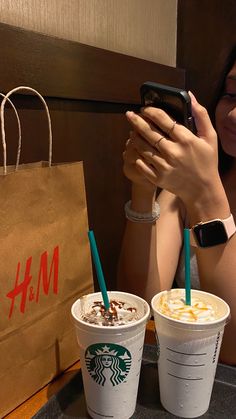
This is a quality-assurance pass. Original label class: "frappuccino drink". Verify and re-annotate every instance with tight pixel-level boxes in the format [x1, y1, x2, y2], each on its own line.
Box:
[151, 289, 230, 418]
[157, 291, 219, 323]
[81, 298, 140, 326]
[71, 291, 150, 419]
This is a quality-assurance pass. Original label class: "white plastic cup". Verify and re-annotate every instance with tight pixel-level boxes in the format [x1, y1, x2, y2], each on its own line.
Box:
[151, 289, 230, 418]
[71, 291, 150, 419]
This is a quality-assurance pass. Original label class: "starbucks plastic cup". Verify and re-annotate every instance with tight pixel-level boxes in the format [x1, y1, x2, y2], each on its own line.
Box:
[71, 291, 150, 419]
[151, 289, 230, 418]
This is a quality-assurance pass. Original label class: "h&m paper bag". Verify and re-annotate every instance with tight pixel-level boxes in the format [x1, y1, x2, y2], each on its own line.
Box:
[0, 87, 94, 417]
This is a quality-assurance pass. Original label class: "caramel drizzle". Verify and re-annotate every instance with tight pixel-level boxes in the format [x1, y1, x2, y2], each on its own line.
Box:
[159, 296, 214, 322]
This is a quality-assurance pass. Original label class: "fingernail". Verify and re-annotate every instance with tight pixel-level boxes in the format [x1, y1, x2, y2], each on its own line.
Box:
[140, 106, 149, 113]
[188, 91, 197, 103]
[126, 111, 134, 118]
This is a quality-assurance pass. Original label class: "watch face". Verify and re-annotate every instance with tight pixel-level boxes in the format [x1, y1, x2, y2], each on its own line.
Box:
[193, 220, 228, 248]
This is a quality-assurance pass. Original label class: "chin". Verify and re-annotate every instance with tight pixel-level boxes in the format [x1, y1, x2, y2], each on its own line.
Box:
[220, 133, 236, 157]
[221, 143, 236, 157]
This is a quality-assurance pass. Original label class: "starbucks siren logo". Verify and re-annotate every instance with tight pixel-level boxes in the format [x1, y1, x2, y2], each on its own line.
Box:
[85, 343, 132, 386]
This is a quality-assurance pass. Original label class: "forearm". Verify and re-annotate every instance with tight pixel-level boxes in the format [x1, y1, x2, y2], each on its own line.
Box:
[117, 184, 161, 302]
[118, 187, 183, 302]
[185, 179, 236, 364]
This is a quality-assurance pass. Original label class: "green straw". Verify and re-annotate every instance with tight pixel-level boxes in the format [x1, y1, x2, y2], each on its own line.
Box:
[88, 230, 110, 310]
[184, 228, 191, 305]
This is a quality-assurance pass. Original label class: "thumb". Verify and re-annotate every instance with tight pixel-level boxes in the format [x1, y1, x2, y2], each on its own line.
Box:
[189, 91, 216, 141]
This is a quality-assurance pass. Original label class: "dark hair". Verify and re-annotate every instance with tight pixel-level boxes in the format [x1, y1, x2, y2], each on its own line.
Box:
[210, 45, 236, 175]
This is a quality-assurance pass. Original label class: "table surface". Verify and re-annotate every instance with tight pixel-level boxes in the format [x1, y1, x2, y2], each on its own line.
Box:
[5, 320, 156, 419]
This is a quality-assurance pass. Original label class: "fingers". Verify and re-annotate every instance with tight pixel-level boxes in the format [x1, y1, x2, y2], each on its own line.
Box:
[129, 130, 163, 160]
[123, 136, 139, 164]
[126, 110, 167, 146]
[154, 135, 166, 150]
[128, 131, 173, 177]
[124, 96, 218, 199]
[126, 108, 196, 148]
[139, 107, 187, 141]
[124, 134, 159, 172]
[126, 111, 175, 154]
[188, 91, 216, 141]
[129, 130, 159, 155]
[125, 128, 179, 174]
[135, 158, 160, 185]
[123, 136, 160, 187]
[127, 101, 216, 151]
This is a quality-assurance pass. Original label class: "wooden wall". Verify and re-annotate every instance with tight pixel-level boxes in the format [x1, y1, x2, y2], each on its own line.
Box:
[2, 0, 236, 111]
[0, 0, 177, 66]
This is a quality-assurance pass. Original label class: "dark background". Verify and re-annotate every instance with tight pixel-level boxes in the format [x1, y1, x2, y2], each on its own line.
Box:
[177, 0, 236, 112]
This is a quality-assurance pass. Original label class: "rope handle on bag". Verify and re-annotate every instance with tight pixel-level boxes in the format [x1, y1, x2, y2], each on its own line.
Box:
[1, 86, 52, 175]
[0, 93, 22, 171]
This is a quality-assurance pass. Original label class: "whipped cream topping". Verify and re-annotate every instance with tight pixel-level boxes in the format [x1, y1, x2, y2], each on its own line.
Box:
[158, 294, 217, 323]
[81, 299, 139, 326]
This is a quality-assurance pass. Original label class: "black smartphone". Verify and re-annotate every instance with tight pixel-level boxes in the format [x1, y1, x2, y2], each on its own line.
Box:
[140, 81, 196, 133]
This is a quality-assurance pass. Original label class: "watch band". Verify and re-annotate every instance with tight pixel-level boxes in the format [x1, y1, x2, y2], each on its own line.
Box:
[190, 214, 236, 247]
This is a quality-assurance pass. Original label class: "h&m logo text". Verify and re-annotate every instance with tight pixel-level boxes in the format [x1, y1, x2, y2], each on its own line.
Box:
[5, 245, 59, 319]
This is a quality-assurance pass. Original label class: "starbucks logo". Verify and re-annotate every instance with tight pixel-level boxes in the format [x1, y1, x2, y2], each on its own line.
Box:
[85, 343, 132, 387]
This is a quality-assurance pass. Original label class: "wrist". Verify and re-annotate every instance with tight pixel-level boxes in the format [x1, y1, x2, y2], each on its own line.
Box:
[131, 183, 157, 213]
[184, 180, 230, 225]
[125, 200, 160, 223]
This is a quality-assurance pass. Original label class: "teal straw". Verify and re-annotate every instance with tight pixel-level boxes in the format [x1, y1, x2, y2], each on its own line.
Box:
[184, 228, 191, 305]
[88, 230, 110, 310]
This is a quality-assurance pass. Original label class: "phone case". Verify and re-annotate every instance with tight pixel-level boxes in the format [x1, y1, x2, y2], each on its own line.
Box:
[140, 81, 195, 132]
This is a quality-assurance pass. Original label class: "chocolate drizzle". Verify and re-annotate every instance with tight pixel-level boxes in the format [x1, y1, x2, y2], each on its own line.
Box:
[82, 299, 137, 326]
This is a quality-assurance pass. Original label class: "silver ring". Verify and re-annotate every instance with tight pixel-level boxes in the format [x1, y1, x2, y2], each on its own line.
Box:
[154, 136, 165, 149]
[166, 120, 176, 136]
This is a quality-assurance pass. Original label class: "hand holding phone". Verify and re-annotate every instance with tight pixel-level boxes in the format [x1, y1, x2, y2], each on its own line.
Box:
[140, 81, 196, 133]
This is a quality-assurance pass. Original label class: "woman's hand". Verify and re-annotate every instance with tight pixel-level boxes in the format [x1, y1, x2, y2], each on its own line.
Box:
[123, 133, 157, 192]
[125, 94, 220, 207]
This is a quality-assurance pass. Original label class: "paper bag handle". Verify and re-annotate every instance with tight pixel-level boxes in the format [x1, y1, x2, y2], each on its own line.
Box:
[0, 93, 22, 171]
[1, 86, 52, 175]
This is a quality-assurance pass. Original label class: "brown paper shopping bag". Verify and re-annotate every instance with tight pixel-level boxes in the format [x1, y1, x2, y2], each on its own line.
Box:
[0, 87, 94, 417]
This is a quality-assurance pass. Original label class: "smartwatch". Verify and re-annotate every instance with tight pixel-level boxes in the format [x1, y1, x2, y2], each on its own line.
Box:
[190, 214, 236, 248]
